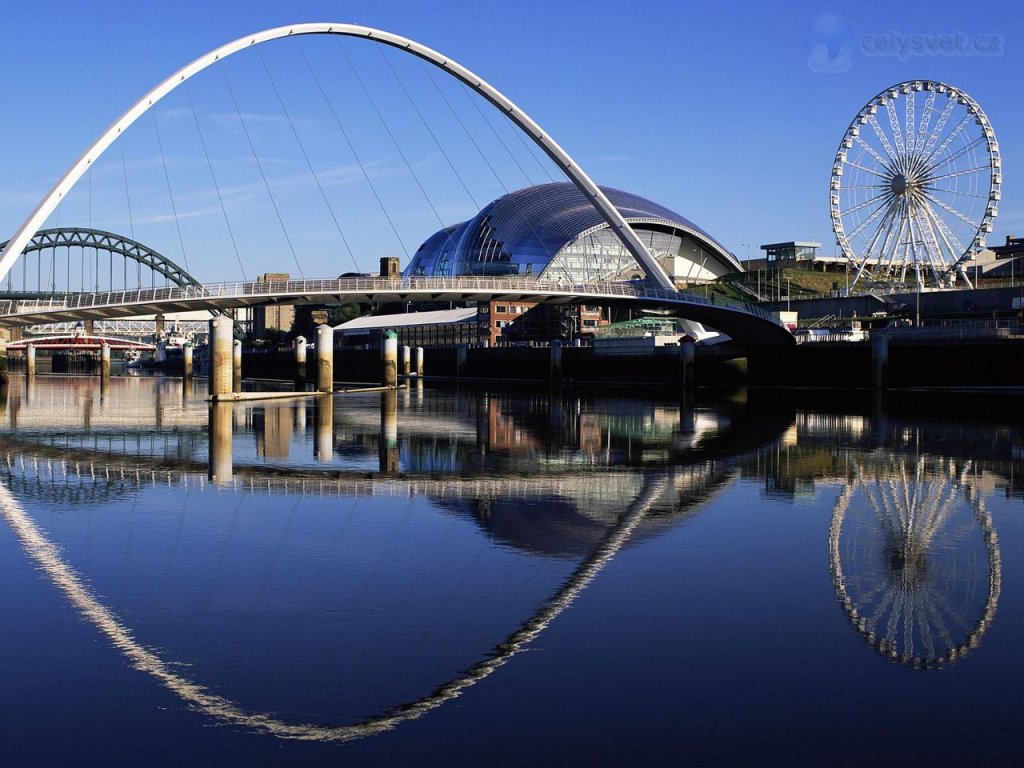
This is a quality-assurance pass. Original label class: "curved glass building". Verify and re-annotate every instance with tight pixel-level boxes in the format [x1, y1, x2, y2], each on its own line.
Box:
[404, 182, 740, 284]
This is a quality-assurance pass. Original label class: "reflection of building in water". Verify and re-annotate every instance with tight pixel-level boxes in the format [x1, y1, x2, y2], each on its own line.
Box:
[830, 455, 1000, 669]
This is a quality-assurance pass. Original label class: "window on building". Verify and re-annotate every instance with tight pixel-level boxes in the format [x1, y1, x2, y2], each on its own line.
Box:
[495, 305, 508, 313]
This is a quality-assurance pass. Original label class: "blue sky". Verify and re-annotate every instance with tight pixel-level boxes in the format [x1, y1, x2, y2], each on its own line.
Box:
[1, 0, 1022, 281]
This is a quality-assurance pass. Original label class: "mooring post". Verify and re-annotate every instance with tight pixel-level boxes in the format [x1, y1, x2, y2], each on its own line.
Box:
[382, 331, 399, 386]
[315, 324, 334, 393]
[182, 343, 193, 379]
[232, 339, 242, 392]
[679, 339, 695, 390]
[25, 343, 36, 378]
[872, 334, 889, 390]
[100, 342, 111, 378]
[550, 339, 563, 384]
[400, 345, 411, 377]
[294, 335, 307, 384]
[414, 346, 424, 377]
[209, 316, 233, 396]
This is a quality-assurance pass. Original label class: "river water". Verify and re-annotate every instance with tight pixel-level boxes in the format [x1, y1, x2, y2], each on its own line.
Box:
[1, 374, 1021, 766]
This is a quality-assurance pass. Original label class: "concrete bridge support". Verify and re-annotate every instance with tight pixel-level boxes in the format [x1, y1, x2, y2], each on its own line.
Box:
[26, 343, 35, 378]
[383, 331, 398, 387]
[315, 325, 333, 393]
[209, 316, 233, 397]
[414, 346, 424, 377]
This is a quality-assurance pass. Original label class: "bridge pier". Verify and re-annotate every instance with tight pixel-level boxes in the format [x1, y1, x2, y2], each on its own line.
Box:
[294, 336, 307, 385]
[26, 343, 36, 378]
[872, 335, 889, 390]
[209, 316, 233, 397]
[550, 339, 563, 384]
[679, 339, 695, 390]
[84, 319, 95, 336]
[232, 340, 242, 392]
[383, 331, 398, 387]
[315, 325, 334, 393]
[414, 346, 424, 377]
[456, 344, 467, 380]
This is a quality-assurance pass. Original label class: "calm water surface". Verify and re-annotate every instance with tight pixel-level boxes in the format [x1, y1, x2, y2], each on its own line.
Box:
[1, 374, 1021, 766]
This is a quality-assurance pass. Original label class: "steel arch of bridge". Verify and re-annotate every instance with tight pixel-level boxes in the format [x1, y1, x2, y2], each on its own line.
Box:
[0, 227, 203, 291]
[0, 23, 677, 292]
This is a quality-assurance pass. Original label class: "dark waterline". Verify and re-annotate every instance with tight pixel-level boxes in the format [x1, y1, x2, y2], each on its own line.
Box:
[1, 374, 1021, 766]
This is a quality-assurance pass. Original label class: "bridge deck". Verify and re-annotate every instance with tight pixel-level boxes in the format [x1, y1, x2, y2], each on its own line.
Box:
[0, 277, 795, 347]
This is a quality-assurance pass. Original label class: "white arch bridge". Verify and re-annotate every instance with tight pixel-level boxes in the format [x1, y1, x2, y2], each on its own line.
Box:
[0, 276, 793, 346]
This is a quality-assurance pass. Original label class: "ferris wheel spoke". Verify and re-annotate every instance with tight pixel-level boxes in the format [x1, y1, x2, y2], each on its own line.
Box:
[860, 198, 901, 260]
[921, 191, 981, 229]
[925, 136, 987, 172]
[844, 159, 890, 180]
[923, 113, 974, 166]
[905, 89, 916, 159]
[867, 115, 900, 165]
[915, 206, 955, 278]
[886, 99, 907, 162]
[925, 165, 990, 185]
[922, 96, 957, 157]
[914, 90, 938, 155]
[853, 135, 894, 173]
[841, 189, 893, 218]
[919, 200, 969, 265]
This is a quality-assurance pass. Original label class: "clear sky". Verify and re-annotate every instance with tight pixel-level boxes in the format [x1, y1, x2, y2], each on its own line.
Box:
[1, 0, 1022, 280]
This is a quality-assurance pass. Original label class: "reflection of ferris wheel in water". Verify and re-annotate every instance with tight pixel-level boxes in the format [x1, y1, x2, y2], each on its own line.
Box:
[831, 81, 1001, 292]
[829, 457, 1001, 670]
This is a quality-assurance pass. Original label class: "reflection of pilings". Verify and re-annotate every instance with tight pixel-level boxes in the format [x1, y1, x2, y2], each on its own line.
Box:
[315, 325, 333, 393]
[383, 331, 398, 387]
[208, 402, 233, 485]
[0, 460, 671, 745]
[209, 317, 233, 396]
[232, 339, 242, 392]
[26, 344, 35, 378]
[379, 389, 399, 474]
[414, 346, 424, 377]
[415, 377, 424, 402]
[314, 394, 333, 463]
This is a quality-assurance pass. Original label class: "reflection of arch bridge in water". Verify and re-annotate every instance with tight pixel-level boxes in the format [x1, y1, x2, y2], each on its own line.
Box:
[0, 452, 730, 742]
[829, 454, 1001, 670]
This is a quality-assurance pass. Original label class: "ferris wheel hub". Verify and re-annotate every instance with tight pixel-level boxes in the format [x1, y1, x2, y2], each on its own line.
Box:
[890, 173, 908, 195]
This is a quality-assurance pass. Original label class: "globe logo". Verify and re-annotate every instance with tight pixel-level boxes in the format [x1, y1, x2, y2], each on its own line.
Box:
[805, 14, 855, 73]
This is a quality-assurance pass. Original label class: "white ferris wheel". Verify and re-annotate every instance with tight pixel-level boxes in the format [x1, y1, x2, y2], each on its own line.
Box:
[830, 80, 1001, 292]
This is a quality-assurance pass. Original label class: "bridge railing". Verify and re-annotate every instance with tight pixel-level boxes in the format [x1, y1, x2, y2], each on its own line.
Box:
[0, 276, 784, 328]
